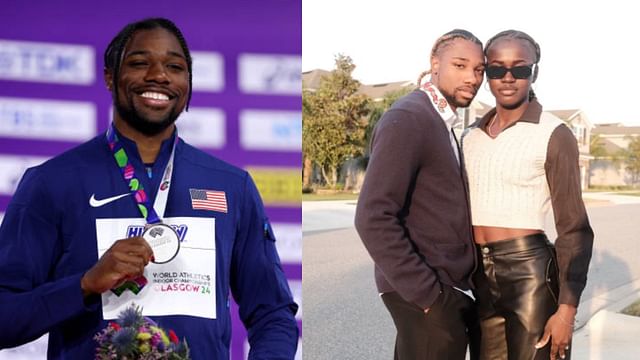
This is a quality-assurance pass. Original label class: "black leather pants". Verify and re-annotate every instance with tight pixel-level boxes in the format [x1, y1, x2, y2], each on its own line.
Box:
[473, 233, 568, 360]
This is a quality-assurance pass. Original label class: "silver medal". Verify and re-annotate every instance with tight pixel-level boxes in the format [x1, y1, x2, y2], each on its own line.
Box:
[142, 223, 180, 264]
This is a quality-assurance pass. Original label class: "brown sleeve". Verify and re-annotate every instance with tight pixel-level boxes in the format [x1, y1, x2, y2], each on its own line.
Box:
[354, 109, 440, 310]
[545, 124, 594, 306]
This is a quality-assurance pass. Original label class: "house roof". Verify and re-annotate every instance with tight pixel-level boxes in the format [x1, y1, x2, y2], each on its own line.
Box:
[600, 138, 626, 154]
[302, 68, 415, 100]
[548, 109, 580, 121]
[302, 69, 331, 90]
[358, 81, 414, 101]
[592, 125, 640, 136]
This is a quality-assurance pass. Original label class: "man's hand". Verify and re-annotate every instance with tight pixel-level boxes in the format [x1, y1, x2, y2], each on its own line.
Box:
[535, 304, 576, 359]
[81, 237, 154, 297]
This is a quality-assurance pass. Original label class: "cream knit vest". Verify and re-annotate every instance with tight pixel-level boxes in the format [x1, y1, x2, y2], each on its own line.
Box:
[462, 112, 563, 229]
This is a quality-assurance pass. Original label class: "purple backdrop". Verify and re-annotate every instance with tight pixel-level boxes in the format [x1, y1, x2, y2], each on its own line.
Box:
[0, 1, 301, 359]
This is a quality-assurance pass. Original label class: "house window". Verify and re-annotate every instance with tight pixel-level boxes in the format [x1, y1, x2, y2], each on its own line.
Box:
[572, 125, 586, 145]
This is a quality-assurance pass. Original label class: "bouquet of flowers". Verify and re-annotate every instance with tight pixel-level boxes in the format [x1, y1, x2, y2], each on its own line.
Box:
[94, 304, 190, 360]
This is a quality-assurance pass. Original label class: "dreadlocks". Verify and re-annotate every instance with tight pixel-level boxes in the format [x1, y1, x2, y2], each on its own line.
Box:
[104, 18, 193, 110]
[417, 29, 483, 86]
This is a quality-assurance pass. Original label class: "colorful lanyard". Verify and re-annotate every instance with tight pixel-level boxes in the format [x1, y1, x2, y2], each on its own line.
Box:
[106, 124, 177, 224]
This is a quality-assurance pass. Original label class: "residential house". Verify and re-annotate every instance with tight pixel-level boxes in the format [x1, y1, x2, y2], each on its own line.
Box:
[302, 69, 414, 99]
[589, 124, 640, 186]
[303, 68, 598, 190]
[302, 69, 331, 91]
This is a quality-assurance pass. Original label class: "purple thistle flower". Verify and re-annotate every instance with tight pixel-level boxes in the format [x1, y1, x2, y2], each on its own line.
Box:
[111, 328, 137, 356]
[119, 304, 144, 328]
[94, 304, 191, 359]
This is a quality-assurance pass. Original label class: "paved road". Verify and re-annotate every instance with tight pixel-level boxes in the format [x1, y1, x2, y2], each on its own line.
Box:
[302, 195, 640, 359]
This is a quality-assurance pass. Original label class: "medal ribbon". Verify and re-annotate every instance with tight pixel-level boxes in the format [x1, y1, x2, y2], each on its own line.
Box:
[106, 123, 177, 224]
[105, 123, 178, 295]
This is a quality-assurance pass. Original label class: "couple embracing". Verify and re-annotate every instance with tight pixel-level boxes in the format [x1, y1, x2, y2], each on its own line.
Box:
[355, 29, 593, 360]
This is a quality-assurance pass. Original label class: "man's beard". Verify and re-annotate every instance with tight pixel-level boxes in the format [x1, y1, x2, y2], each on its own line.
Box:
[115, 100, 181, 136]
[442, 89, 474, 109]
[448, 96, 472, 109]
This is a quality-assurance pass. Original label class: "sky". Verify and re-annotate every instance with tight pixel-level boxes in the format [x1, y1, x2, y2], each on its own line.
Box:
[303, 0, 640, 126]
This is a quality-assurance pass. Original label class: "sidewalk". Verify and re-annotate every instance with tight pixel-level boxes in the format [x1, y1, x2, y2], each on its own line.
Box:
[582, 191, 640, 205]
[303, 192, 640, 359]
[574, 193, 640, 358]
[572, 282, 640, 359]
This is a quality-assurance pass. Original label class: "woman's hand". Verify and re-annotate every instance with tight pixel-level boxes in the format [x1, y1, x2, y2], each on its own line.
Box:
[535, 304, 577, 359]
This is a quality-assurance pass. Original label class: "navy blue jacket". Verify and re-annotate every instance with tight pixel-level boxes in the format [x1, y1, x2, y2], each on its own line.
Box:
[0, 130, 298, 359]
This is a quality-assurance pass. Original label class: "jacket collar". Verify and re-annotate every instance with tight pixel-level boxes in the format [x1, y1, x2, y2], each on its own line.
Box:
[418, 82, 460, 128]
[475, 98, 543, 129]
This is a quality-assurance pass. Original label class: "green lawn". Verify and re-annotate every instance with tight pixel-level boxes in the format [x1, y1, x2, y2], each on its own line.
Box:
[622, 299, 640, 317]
[620, 192, 640, 196]
[302, 192, 359, 201]
[585, 188, 640, 196]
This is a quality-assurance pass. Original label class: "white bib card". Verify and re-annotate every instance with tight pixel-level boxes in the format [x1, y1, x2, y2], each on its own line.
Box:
[95, 216, 216, 319]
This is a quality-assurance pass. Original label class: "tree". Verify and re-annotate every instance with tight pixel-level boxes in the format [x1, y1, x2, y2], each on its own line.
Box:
[364, 86, 413, 153]
[620, 135, 640, 186]
[302, 55, 370, 188]
[589, 133, 608, 158]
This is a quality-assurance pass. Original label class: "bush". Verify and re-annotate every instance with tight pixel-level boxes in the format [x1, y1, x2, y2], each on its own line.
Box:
[587, 185, 635, 191]
[621, 299, 640, 317]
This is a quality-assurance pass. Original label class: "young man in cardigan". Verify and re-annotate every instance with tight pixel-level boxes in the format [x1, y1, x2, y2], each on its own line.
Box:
[355, 29, 485, 360]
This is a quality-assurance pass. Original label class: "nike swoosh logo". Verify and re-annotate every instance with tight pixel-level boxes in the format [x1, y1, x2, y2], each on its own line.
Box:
[89, 193, 131, 207]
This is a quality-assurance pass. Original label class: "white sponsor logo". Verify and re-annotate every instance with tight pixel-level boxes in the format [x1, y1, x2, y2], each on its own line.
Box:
[191, 51, 224, 92]
[239, 110, 301, 151]
[271, 222, 302, 263]
[88, 193, 131, 208]
[0, 39, 94, 84]
[0, 155, 48, 196]
[238, 53, 301, 95]
[0, 97, 96, 141]
[177, 108, 226, 148]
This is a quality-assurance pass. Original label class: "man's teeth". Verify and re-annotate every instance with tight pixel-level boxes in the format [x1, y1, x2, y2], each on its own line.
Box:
[141, 92, 169, 100]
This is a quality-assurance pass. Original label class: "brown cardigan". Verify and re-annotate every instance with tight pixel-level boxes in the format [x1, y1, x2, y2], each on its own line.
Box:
[355, 89, 477, 310]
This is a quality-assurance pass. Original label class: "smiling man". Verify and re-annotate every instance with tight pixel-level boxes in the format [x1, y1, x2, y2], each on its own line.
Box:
[355, 29, 485, 360]
[0, 18, 298, 359]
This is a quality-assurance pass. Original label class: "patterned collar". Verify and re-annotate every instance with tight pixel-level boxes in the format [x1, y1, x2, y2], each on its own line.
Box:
[419, 82, 459, 128]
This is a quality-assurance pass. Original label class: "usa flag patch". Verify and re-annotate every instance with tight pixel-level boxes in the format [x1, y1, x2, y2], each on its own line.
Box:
[189, 188, 228, 213]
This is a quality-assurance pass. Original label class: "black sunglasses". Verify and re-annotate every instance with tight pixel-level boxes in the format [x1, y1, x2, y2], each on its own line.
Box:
[485, 64, 534, 80]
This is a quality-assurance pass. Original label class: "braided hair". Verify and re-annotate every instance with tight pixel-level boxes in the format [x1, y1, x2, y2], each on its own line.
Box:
[104, 18, 193, 110]
[416, 29, 483, 86]
[485, 30, 540, 101]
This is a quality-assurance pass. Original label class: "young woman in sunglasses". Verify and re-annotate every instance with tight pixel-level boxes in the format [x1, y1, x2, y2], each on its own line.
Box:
[461, 30, 594, 360]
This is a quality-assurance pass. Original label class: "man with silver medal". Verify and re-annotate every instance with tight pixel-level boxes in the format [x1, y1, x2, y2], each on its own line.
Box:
[0, 18, 298, 359]
[103, 121, 181, 295]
